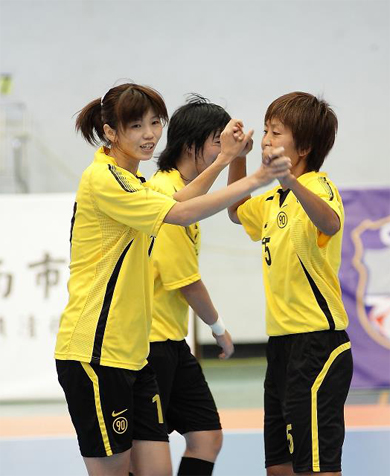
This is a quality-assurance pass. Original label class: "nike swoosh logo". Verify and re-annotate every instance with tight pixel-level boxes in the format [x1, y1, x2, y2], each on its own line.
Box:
[112, 409, 128, 417]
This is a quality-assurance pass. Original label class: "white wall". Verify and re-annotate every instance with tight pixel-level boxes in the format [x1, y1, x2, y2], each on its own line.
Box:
[1, 0, 389, 343]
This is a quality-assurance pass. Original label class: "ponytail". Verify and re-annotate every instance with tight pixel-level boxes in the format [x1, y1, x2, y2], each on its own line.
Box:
[75, 98, 106, 146]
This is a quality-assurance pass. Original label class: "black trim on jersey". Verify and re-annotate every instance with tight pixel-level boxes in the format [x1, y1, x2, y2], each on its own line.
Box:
[69, 202, 77, 246]
[297, 256, 335, 330]
[137, 175, 146, 183]
[184, 225, 199, 245]
[265, 196, 274, 202]
[318, 177, 334, 201]
[148, 236, 155, 256]
[108, 164, 139, 192]
[91, 239, 134, 364]
[277, 189, 291, 207]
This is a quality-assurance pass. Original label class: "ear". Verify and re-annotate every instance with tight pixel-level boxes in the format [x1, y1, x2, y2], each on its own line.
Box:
[298, 146, 311, 159]
[103, 124, 117, 143]
[185, 144, 196, 159]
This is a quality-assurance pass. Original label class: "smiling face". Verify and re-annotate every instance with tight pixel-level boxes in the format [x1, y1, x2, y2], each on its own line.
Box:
[262, 118, 308, 176]
[104, 108, 163, 171]
[117, 109, 163, 162]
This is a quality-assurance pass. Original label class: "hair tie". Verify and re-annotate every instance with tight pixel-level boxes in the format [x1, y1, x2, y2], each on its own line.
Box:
[100, 88, 111, 107]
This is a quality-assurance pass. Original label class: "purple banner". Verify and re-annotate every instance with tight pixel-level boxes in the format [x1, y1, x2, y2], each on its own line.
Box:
[340, 188, 390, 388]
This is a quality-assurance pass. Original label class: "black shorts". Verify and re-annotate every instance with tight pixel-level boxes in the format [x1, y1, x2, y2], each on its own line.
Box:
[264, 330, 353, 474]
[147, 339, 221, 435]
[56, 360, 168, 457]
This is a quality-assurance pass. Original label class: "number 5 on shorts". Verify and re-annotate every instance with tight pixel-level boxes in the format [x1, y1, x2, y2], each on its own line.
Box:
[152, 394, 164, 423]
[286, 424, 294, 454]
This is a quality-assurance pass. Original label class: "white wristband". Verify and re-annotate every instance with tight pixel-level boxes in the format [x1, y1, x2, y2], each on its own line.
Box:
[210, 317, 226, 336]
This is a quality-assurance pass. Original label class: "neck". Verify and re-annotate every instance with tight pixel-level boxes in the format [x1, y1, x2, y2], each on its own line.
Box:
[107, 146, 140, 175]
[176, 154, 198, 184]
[291, 157, 309, 180]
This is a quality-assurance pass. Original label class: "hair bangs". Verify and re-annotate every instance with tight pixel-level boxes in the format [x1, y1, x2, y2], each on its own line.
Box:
[116, 85, 168, 130]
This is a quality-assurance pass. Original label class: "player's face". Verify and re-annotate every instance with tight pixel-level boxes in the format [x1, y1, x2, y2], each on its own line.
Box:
[117, 109, 163, 162]
[196, 132, 222, 173]
[262, 118, 302, 170]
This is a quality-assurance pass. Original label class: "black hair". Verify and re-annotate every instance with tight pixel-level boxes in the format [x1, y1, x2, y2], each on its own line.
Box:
[157, 93, 231, 171]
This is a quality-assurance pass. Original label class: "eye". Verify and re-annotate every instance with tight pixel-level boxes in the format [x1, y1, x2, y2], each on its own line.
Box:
[273, 131, 281, 136]
[131, 124, 141, 129]
[152, 120, 161, 125]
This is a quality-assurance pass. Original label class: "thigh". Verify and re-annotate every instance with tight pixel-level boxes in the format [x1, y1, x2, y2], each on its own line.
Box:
[286, 331, 353, 474]
[264, 338, 292, 469]
[56, 359, 136, 457]
[168, 341, 221, 435]
[132, 364, 169, 442]
[147, 341, 177, 414]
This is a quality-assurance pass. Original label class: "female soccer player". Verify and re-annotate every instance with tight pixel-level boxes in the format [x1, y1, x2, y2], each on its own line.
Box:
[228, 92, 353, 476]
[55, 83, 291, 476]
[143, 95, 252, 476]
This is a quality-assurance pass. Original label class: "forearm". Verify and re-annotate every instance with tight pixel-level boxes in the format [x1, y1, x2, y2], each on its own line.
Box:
[165, 172, 262, 226]
[173, 154, 229, 202]
[180, 279, 218, 325]
[289, 177, 340, 235]
[227, 156, 250, 223]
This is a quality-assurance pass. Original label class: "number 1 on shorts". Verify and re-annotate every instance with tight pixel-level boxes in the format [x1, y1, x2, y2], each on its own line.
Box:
[152, 394, 164, 423]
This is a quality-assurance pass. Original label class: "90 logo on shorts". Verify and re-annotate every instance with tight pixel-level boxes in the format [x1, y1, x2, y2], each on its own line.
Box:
[113, 416, 128, 434]
[112, 409, 128, 434]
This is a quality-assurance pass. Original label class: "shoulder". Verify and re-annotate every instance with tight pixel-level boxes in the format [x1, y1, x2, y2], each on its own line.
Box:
[301, 171, 341, 201]
[148, 169, 181, 196]
[239, 185, 279, 212]
[90, 162, 143, 194]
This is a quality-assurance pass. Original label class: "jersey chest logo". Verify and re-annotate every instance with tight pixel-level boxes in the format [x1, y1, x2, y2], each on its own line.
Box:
[277, 211, 288, 229]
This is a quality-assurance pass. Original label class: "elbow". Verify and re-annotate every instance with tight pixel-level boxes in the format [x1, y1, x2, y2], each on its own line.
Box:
[228, 207, 241, 225]
[323, 215, 341, 236]
[166, 203, 194, 227]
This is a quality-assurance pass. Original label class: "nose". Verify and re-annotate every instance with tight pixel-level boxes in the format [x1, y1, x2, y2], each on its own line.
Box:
[262, 131, 272, 147]
[143, 126, 154, 139]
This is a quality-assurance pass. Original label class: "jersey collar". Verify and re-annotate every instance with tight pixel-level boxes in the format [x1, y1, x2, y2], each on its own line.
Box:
[93, 147, 146, 183]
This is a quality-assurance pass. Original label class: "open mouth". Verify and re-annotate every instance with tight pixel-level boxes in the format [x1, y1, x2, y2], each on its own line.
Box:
[140, 143, 154, 151]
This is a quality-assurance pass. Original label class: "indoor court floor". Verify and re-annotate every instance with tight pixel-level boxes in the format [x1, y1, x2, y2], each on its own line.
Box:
[1, 358, 389, 476]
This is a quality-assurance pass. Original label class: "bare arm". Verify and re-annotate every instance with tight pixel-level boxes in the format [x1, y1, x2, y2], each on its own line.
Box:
[180, 279, 234, 359]
[165, 155, 291, 226]
[172, 154, 230, 202]
[227, 156, 250, 224]
[172, 119, 254, 202]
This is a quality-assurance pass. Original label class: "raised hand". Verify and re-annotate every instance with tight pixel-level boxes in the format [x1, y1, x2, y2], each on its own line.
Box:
[217, 119, 254, 166]
[254, 147, 292, 187]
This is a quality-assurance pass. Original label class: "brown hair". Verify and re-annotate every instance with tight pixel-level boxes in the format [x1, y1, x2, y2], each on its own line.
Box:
[75, 83, 168, 146]
[265, 92, 338, 171]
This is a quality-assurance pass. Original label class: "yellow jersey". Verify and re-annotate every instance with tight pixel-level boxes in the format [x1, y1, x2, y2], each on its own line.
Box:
[149, 169, 201, 342]
[237, 171, 348, 336]
[55, 147, 176, 370]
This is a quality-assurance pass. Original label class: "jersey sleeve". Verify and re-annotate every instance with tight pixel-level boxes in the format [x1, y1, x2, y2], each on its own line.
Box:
[237, 195, 266, 242]
[304, 176, 344, 247]
[91, 164, 176, 237]
[153, 223, 201, 290]
[306, 176, 343, 220]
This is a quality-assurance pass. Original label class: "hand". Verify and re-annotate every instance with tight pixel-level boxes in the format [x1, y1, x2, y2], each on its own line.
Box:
[237, 136, 253, 157]
[217, 119, 254, 166]
[254, 150, 292, 187]
[213, 330, 234, 359]
[262, 146, 285, 165]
